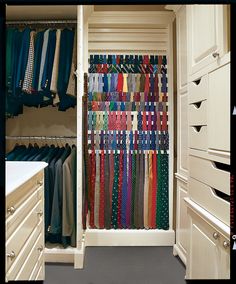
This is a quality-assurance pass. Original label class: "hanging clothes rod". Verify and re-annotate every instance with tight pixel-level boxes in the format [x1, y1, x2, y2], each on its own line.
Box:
[6, 135, 77, 139]
[6, 20, 77, 25]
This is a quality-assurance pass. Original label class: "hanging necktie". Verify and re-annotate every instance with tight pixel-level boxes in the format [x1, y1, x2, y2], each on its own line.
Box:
[107, 74, 111, 92]
[142, 111, 147, 131]
[111, 151, 119, 229]
[134, 152, 140, 228]
[151, 150, 157, 229]
[100, 131, 104, 149]
[112, 55, 116, 65]
[126, 151, 132, 228]
[127, 73, 132, 93]
[89, 150, 96, 228]
[157, 111, 161, 131]
[103, 111, 108, 130]
[134, 131, 138, 150]
[117, 73, 123, 92]
[99, 150, 105, 229]
[129, 131, 134, 150]
[140, 74, 145, 92]
[138, 152, 145, 229]
[160, 152, 169, 230]
[162, 111, 168, 131]
[148, 151, 153, 228]
[123, 74, 128, 92]
[121, 150, 127, 228]
[146, 131, 151, 151]
[131, 151, 136, 229]
[132, 112, 138, 131]
[98, 73, 103, 93]
[121, 112, 126, 130]
[92, 112, 97, 130]
[138, 111, 142, 131]
[135, 74, 141, 92]
[104, 152, 110, 229]
[156, 151, 161, 228]
[148, 112, 152, 131]
[151, 131, 156, 150]
[117, 150, 124, 228]
[127, 111, 132, 131]
[144, 152, 149, 228]
[144, 74, 150, 93]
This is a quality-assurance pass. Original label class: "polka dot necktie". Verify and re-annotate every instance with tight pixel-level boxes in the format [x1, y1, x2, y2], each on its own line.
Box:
[111, 151, 119, 229]
[160, 152, 169, 230]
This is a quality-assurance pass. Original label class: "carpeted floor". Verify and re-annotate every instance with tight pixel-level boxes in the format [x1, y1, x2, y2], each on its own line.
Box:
[45, 247, 186, 284]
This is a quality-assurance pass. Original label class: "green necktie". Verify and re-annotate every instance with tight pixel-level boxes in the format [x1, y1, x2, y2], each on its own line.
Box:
[131, 152, 136, 228]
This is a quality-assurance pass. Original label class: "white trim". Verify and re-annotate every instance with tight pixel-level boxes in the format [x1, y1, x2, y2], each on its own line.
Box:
[85, 229, 175, 246]
[189, 148, 230, 165]
[175, 172, 188, 184]
[45, 247, 75, 263]
[165, 5, 182, 14]
[173, 244, 187, 265]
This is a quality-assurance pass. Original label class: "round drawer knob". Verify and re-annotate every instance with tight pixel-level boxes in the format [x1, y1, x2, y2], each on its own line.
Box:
[212, 52, 220, 58]
[37, 210, 43, 217]
[213, 232, 219, 240]
[38, 245, 44, 252]
[6, 251, 15, 260]
[37, 180, 43, 186]
[7, 206, 16, 215]
[223, 241, 230, 249]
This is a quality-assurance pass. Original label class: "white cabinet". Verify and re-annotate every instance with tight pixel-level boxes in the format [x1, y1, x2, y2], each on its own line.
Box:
[5, 162, 47, 282]
[185, 198, 230, 279]
[187, 5, 226, 77]
[208, 63, 230, 153]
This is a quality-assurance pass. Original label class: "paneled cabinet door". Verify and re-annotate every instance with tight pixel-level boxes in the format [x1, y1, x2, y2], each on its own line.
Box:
[187, 206, 230, 279]
[208, 63, 230, 153]
[187, 5, 226, 76]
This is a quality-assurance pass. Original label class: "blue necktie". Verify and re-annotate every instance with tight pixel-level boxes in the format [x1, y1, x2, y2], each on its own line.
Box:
[88, 111, 93, 130]
[100, 131, 104, 149]
[113, 102, 118, 111]
[103, 74, 108, 92]
[121, 102, 125, 111]
[156, 131, 159, 150]
[112, 55, 116, 65]
[161, 74, 167, 93]
[129, 132, 134, 150]
[151, 131, 156, 150]
[150, 74, 155, 94]
[112, 131, 117, 150]
[146, 132, 150, 150]
[138, 111, 142, 131]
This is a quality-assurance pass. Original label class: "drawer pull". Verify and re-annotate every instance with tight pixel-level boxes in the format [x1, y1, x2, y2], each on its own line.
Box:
[212, 52, 220, 58]
[193, 101, 202, 109]
[193, 78, 201, 85]
[223, 241, 230, 248]
[213, 232, 219, 239]
[213, 161, 230, 173]
[37, 245, 44, 252]
[6, 251, 16, 260]
[7, 206, 16, 215]
[37, 180, 43, 186]
[212, 188, 230, 202]
[193, 126, 202, 132]
[37, 210, 43, 217]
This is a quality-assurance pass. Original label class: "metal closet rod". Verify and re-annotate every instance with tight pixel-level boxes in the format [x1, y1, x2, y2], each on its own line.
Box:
[6, 135, 77, 139]
[6, 20, 77, 25]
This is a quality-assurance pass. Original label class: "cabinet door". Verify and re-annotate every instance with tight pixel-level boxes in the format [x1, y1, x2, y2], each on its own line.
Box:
[187, 5, 225, 76]
[208, 63, 230, 153]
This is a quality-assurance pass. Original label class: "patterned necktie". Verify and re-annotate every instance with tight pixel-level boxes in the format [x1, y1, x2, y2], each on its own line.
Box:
[157, 111, 161, 131]
[121, 150, 127, 228]
[148, 112, 152, 131]
[138, 152, 144, 229]
[99, 150, 105, 229]
[123, 74, 128, 92]
[129, 131, 134, 150]
[144, 153, 149, 228]
[104, 152, 110, 229]
[131, 152, 136, 228]
[100, 131, 104, 149]
[138, 111, 142, 131]
[103, 73, 108, 92]
[127, 112, 132, 131]
[162, 111, 168, 131]
[133, 112, 138, 131]
[121, 111, 126, 130]
[117, 150, 123, 228]
[94, 151, 100, 228]
[134, 152, 140, 228]
[148, 151, 153, 228]
[111, 151, 119, 229]
[142, 112, 147, 131]
[126, 152, 132, 228]
[109, 152, 114, 224]
[117, 73, 123, 92]
[151, 150, 157, 229]
[89, 150, 96, 228]
[144, 74, 150, 93]
[92, 112, 97, 130]
[104, 111, 108, 130]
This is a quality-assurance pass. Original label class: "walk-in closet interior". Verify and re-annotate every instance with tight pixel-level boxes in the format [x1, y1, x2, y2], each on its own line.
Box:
[5, 4, 231, 281]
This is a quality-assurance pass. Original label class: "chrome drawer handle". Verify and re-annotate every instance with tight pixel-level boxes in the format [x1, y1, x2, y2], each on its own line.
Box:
[6, 251, 15, 260]
[38, 245, 44, 252]
[37, 180, 43, 186]
[213, 232, 219, 240]
[223, 241, 230, 249]
[7, 206, 16, 214]
[37, 210, 43, 217]
[212, 52, 219, 58]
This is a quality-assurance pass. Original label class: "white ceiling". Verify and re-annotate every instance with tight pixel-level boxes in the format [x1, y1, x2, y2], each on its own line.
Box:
[6, 5, 169, 20]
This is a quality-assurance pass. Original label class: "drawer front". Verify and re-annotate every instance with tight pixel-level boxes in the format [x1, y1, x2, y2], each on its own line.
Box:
[6, 200, 43, 272]
[189, 155, 230, 195]
[15, 233, 44, 280]
[6, 219, 43, 280]
[189, 177, 230, 226]
[189, 125, 207, 151]
[6, 185, 43, 240]
[35, 265, 44, 280]
[189, 100, 207, 126]
[29, 253, 44, 280]
[6, 171, 44, 218]
[188, 74, 208, 104]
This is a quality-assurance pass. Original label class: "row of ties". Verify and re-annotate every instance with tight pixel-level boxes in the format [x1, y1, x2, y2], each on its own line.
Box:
[88, 73, 167, 93]
[88, 150, 169, 230]
[88, 101, 168, 111]
[88, 111, 168, 131]
[89, 54, 167, 65]
[88, 132, 169, 151]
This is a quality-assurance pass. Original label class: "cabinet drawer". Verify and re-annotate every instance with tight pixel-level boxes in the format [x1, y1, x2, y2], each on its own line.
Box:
[6, 219, 43, 280]
[29, 252, 44, 280]
[189, 74, 208, 104]
[6, 185, 43, 240]
[15, 233, 44, 280]
[189, 100, 207, 126]
[189, 125, 207, 151]
[189, 177, 230, 226]
[189, 155, 230, 195]
[6, 171, 44, 218]
[6, 200, 43, 272]
[35, 265, 44, 280]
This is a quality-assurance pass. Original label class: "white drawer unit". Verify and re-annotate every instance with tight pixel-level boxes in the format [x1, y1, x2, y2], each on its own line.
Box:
[5, 162, 47, 282]
[189, 125, 207, 151]
[188, 100, 207, 126]
[189, 177, 230, 226]
[188, 74, 208, 104]
[189, 155, 230, 196]
[185, 198, 230, 280]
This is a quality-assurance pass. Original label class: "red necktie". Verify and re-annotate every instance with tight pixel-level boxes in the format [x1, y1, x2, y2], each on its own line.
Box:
[117, 150, 124, 228]
[142, 112, 147, 131]
[157, 111, 161, 131]
[151, 151, 157, 228]
[162, 112, 167, 131]
[109, 152, 114, 215]
[154, 74, 159, 102]
[144, 74, 150, 93]
[143, 55, 149, 64]
[117, 73, 123, 92]
[89, 150, 96, 228]
[99, 150, 105, 228]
